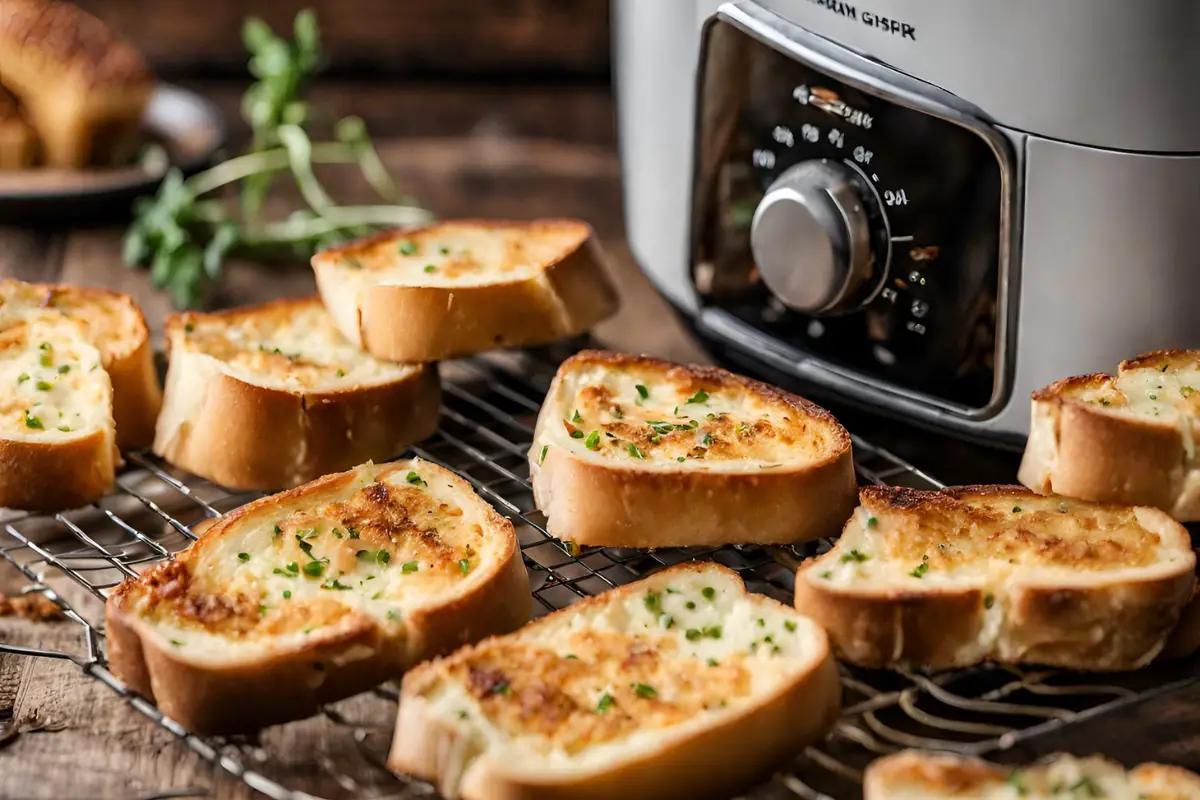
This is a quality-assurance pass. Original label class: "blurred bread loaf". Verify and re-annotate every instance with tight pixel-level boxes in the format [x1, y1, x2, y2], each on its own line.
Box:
[0, 0, 153, 168]
[0, 85, 35, 168]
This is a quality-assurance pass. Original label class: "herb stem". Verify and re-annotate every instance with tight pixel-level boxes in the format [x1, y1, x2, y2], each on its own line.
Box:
[184, 142, 359, 197]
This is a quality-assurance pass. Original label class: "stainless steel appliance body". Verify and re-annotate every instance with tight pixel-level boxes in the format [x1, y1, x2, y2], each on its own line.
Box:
[615, 0, 1200, 444]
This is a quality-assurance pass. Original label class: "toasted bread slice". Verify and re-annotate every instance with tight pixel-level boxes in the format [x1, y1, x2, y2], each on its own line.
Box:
[311, 219, 620, 363]
[1020, 350, 1200, 521]
[0, 0, 153, 167]
[0, 280, 159, 509]
[0, 84, 36, 169]
[389, 562, 840, 800]
[528, 351, 856, 548]
[864, 751, 1200, 800]
[105, 459, 531, 735]
[153, 298, 440, 491]
[793, 485, 1196, 670]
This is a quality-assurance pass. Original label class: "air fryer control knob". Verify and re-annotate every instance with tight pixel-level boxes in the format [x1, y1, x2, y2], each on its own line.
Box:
[751, 160, 876, 315]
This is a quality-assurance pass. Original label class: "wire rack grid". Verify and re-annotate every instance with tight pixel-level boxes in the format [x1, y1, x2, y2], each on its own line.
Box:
[1, 342, 1196, 800]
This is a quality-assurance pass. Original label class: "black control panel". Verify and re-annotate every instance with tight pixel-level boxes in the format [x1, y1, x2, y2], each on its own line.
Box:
[690, 20, 1005, 410]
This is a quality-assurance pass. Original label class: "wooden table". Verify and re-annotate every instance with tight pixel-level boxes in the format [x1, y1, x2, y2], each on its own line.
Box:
[2, 82, 1199, 800]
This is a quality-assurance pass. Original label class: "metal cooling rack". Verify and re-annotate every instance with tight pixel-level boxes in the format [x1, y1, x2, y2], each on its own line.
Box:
[1, 342, 1197, 800]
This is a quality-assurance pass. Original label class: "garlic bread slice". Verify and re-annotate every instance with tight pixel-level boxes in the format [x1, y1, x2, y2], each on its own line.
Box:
[529, 350, 856, 547]
[389, 562, 840, 800]
[1020, 349, 1200, 520]
[311, 219, 619, 362]
[864, 751, 1200, 800]
[105, 458, 530, 735]
[153, 298, 440, 491]
[794, 486, 1196, 670]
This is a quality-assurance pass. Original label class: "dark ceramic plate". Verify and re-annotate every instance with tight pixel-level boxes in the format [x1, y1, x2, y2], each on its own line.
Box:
[0, 84, 224, 222]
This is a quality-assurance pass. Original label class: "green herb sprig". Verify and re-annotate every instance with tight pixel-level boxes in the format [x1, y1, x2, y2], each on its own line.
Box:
[123, 10, 431, 308]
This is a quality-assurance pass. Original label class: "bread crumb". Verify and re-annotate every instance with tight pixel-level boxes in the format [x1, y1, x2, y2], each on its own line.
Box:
[0, 591, 64, 622]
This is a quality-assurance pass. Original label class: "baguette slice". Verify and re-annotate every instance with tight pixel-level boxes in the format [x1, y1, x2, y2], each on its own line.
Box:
[0, 0, 153, 167]
[311, 219, 620, 362]
[793, 485, 1196, 670]
[864, 751, 1200, 800]
[0, 280, 160, 509]
[105, 458, 531, 735]
[389, 562, 840, 800]
[0, 84, 36, 169]
[153, 298, 440, 491]
[528, 350, 856, 548]
[1020, 350, 1200, 520]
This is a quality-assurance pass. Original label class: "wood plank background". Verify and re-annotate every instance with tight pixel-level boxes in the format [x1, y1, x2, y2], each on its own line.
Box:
[76, 0, 612, 78]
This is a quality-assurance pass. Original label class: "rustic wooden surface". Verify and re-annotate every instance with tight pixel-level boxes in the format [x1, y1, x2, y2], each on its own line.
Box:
[1, 79, 1199, 800]
[76, 0, 611, 79]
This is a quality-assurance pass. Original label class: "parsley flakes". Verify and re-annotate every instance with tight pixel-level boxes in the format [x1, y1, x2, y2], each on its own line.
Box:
[686, 389, 709, 404]
[406, 471, 427, 487]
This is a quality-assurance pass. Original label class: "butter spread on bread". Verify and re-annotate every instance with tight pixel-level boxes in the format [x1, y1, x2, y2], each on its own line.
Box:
[529, 350, 856, 547]
[794, 485, 1196, 670]
[311, 219, 619, 362]
[153, 297, 440, 491]
[864, 750, 1200, 800]
[105, 459, 530, 735]
[389, 562, 839, 800]
[1021, 349, 1200, 520]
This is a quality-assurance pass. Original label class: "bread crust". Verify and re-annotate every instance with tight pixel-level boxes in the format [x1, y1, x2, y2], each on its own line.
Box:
[1019, 351, 1200, 521]
[388, 563, 842, 800]
[152, 299, 441, 491]
[0, 426, 114, 511]
[795, 485, 1197, 670]
[312, 219, 620, 362]
[105, 461, 531, 735]
[529, 350, 857, 548]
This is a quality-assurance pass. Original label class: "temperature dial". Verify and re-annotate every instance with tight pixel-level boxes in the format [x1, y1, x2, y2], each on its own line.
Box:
[750, 160, 883, 315]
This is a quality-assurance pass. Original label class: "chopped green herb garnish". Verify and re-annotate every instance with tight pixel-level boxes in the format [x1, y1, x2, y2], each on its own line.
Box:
[701, 586, 716, 600]
[686, 389, 709, 404]
[57, 426, 71, 433]
[677, 456, 686, 462]
[784, 620, 798, 632]
[820, 570, 833, 579]
[596, 692, 613, 713]
[633, 683, 657, 699]
[702, 624, 722, 639]
[1007, 770, 1026, 796]
[570, 429, 585, 439]
[644, 592, 661, 612]
[1012, 505, 1022, 513]
[841, 550, 869, 564]
[685, 601, 696, 610]
[866, 516, 878, 527]
[16, 373, 28, 384]
[628, 443, 645, 459]
[184, 323, 195, 333]
[388, 610, 401, 621]
[33, 381, 50, 391]
[272, 523, 282, 537]
[322, 578, 352, 590]
[237, 552, 250, 562]
[169, 639, 183, 647]
[1149, 393, 1158, 400]
[398, 240, 418, 255]
[335, 368, 345, 377]
[259, 603, 269, 616]
[23, 410, 42, 430]
[539, 444, 549, 464]
[302, 561, 325, 578]
[347, 525, 359, 539]
[423, 264, 437, 273]
[1069, 777, 1101, 796]
[57, 365, 70, 374]
[658, 613, 674, 629]
[910, 560, 929, 579]
[1183, 386, 1196, 397]
[402, 561, 419, 573]
[406, 471, 427, 487]
[685, 628, 701, 641]
[344, 257, 363, 269]
[756, 617, 765, 627]
[459, 559, 470, 573]
[584, 431, 601, 450]
[283, 590, 292, 599]
[564, 653, 578, 660]
[439, 246, 451, 255]
[572, 409, 583, 423]
[635, 384, 649, 400]
[983, 594, 995, 609]
[491, 682, 510, 695]
[700, 432, 713, 448]
[707, 658, 719, 667]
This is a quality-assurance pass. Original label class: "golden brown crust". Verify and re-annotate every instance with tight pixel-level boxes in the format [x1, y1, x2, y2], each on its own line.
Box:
[105, 461, 530, 735]
[0, 426, 112, 510]
[795, 486, 1196, 670]
[1020, 352, 1200, 520]
[153, 298, 441, 492]
[529, 350, 856, 548]
[389, 563, 842, 800]
[0, 0, 153, 167]
[312, 219, 620, 363]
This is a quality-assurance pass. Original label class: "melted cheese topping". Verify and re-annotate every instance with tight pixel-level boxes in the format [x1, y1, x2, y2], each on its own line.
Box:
[412, 568, 826, 768]
[177, 300, 418, 390]
[0, 319, 109, 439]
[877, 753, 1200, 800]
[543, 361, 834, 470]
[0, 281, 144, 364]
[120, 461, 504, 661]
[327, 223, 586, 288]
[819, 495, 1177, 590]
